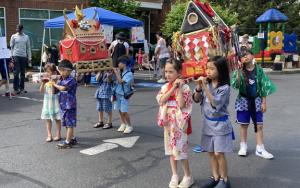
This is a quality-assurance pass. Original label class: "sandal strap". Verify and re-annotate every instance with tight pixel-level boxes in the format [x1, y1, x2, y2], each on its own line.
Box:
[94, 122, 104, 127]
[103, 123, 113, 129]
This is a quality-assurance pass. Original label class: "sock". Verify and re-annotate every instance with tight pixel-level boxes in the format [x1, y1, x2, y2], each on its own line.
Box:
[240, 142, 247, 149]
[65, 140, 70, 144]
[256, 144, 264, 151]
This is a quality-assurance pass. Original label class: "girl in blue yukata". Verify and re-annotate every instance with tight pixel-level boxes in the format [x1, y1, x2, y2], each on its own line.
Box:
[40, 63, 61, 142]
[112, 55, 134, 134]
[93, 70, 113, 129]
[193, 56, 233, 188]
[52, 59, 78, 149]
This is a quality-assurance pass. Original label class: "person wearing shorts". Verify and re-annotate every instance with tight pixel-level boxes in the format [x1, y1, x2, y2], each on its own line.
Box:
[231, 49, 276, 159]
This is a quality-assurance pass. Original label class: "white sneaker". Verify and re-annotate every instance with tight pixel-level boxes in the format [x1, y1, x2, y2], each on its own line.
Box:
[178, 176, 194, 188]
[157, 78, 166, 83]
[238, 143, 248, 157]
[123, 125, 133, 134]
[169, 175, 179, 188]
[117, 124, 126, 132]
[256, 148, 274, 159]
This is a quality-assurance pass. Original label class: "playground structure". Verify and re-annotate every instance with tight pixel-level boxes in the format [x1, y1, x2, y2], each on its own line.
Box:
[252, 8, 298, 65]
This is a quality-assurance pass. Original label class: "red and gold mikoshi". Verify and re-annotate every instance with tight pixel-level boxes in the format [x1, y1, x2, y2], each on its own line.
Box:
[60, 37, 108, 63]
[60, 6, 113, 73]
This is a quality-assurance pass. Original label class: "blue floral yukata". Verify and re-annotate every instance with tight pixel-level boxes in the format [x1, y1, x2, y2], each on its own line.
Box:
[95, 72, 113, 113]
[57, 76, 77, 128]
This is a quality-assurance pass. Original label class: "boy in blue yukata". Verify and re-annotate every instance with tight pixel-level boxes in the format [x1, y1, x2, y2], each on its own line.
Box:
[53, 59, 78, 149]
[112, 55, 134, 134]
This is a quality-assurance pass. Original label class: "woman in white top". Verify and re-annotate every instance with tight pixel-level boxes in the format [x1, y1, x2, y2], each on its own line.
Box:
[155, 31, 170, 83]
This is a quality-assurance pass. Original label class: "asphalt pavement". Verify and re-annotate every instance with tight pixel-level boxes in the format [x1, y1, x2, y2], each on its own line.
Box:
[0, 74, 300, 188]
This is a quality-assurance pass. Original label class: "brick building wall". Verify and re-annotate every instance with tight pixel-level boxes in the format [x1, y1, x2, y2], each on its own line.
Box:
[0, 0, 88, 39]
[140, 0, 175, 43]
[0, 0, 175, 45]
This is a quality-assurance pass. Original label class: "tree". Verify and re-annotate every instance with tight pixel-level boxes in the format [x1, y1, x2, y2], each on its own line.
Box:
[89, 0, 140, 19]
[162, 0, 300, 37]
[161, 1, 238, 38]
[210, 0, 300, 35]
[161, 1, 188, 38]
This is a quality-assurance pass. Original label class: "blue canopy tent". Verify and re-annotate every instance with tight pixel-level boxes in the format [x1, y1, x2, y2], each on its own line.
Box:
[44, 7, 143, 29]
[39, 7, 143, 73]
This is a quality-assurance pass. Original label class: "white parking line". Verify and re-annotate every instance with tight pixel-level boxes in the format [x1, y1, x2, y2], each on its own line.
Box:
[80, 143, 118, 156]
[14, 96, 43, 102]
[1, 95, 43, 102]
[103, 136, 140, 148]
[80, 136, 140, 156]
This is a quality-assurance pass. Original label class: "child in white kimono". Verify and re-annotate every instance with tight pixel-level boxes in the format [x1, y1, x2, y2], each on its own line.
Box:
[156, 59, 194, 188]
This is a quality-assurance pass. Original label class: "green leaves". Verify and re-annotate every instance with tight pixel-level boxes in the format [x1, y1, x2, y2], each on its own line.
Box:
[161, 1, 238, 37]
[161, 1, 188, 38]
[161, 0, 299, 38]
[89, 0, 140, 19]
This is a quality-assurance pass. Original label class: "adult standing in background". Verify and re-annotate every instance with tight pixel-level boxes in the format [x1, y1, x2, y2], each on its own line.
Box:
[10, 24, 32, 95]
[239, 34, 252, 50]
[109, 32, 129, 68]
[155, 31, 169, 84]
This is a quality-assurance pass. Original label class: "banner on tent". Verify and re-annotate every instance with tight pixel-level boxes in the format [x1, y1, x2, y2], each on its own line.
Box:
[101, 24, 113, 44]
[131, 27, 145, 43]
[0, 37, 10, 59]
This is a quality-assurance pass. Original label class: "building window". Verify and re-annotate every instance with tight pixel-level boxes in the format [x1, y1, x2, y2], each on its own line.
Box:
[0, 7, 6, 37]
[19, 8, 69, 50]
[49, 10, 65, 45]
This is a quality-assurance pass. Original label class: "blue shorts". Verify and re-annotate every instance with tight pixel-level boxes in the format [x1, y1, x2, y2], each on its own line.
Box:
[236, 111, 263, 125]
[114, 94, 128, 113]
[97, 98, 112, 113]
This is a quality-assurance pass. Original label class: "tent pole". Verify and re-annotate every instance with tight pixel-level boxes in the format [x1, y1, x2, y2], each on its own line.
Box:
[148, 11, 151, 42]
[40, 28, 46, 77]
[3, 58, 11, 99]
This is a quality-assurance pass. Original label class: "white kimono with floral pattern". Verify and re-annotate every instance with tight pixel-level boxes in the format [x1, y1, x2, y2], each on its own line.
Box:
[156, 83, 192, 160]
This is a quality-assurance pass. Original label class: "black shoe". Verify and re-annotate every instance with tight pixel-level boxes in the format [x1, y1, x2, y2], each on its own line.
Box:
[20, 90, 27, 94]
[57, 141, 72, 149]
[14, 90, 21, 95]
[70, 137, 78, 145]
[201, 177, 219, 188]
[93, 122, 104, 128]
[215, 179, 231, 188]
